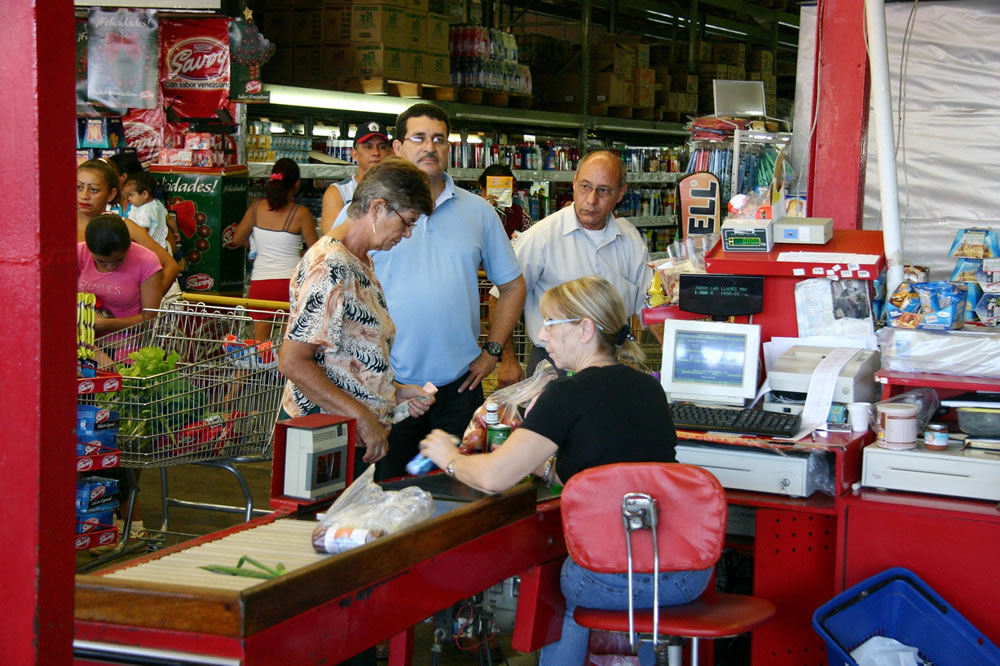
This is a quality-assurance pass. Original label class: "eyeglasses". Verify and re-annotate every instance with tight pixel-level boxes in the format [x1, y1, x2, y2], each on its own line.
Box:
[541, 317, 605, 330]
[391, 208, 417, 230]
[541, 318, 581, 328]
[404, 135, 448, 146]
[573, 181, 619, 199]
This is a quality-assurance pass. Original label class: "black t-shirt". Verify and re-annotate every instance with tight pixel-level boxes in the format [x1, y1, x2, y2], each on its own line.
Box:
[519, 364, 677, 483]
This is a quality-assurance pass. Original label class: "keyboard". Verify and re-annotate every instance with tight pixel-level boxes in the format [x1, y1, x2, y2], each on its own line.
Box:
[669, 403, 801, 438]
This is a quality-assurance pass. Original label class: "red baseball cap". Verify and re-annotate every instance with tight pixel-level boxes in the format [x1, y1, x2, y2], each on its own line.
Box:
[354, 120, 390, 146]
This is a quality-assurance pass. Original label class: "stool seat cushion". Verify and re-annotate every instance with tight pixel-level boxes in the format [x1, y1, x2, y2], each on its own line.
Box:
[574, 593, 777, 638]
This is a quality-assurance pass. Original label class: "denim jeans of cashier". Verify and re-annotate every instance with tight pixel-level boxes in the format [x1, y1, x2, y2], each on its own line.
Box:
[539, 556, 714, 666]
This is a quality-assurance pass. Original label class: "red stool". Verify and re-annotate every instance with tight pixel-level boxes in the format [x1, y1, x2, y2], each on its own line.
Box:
[561, 463, 776, 665]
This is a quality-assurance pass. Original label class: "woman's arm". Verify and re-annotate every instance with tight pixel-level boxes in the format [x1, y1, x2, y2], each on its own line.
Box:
[93, 270, 162, 334]
[232, 199, 257, 248]
[419, 427, 557, 494]
[278, 339, 390, 463]
[296, 207, 320, 248]
[319, 186, 345, 235]
[124, 218, 179, 295]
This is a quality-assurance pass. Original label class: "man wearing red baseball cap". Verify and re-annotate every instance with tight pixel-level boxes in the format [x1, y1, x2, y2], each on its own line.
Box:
[320, 119, 391, 233]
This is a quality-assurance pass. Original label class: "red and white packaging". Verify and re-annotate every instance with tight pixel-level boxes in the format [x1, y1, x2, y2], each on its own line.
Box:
[183, 132, 214, 150]
[158, 148, 193, 166]
[123, 107, 165, 167]
[160, 18, 231, 119]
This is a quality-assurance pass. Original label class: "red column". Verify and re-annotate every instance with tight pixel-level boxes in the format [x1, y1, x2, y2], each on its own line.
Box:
[0, 0, 78, 662]
[807, 0, 871, 229]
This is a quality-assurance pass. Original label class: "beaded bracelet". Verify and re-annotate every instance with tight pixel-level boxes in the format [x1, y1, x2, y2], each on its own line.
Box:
[541, 455, 557, 487]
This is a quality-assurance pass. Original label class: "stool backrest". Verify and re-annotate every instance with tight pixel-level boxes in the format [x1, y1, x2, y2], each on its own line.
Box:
[561, 463, 726, 574]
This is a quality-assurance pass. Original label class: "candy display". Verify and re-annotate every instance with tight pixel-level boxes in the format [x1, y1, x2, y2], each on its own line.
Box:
[160, 18, 231, 118]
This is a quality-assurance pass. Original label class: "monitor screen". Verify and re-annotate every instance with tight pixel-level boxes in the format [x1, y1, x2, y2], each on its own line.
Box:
[678, 273, 764, 319]
[713, 80, 767, 117]
[661, 320, 761, 406]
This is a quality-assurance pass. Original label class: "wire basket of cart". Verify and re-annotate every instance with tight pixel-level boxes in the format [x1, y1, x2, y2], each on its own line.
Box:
[76, 298, 290, 571]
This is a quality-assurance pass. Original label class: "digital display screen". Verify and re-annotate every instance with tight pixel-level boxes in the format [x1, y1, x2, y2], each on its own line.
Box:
[311, 450, 343, 488]
[678, 274, 764, 318]
[729, 236, 761, 246]
[672, 330, 746, 387]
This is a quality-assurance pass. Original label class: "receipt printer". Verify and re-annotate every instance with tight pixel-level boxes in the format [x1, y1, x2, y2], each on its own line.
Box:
[768, 346, 880, 403]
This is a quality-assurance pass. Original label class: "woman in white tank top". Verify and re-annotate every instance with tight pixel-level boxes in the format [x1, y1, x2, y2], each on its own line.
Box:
[233, 158, 319, 340]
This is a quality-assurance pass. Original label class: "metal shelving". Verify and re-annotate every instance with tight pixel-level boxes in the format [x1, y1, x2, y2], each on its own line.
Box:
[248, 162, 683, 184]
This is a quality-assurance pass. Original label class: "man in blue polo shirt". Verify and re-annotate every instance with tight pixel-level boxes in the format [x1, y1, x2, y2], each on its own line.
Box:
[337, 103, 526, 478]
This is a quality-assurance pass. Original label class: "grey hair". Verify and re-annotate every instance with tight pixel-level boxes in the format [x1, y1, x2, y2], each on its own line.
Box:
[347, 157, 434, 219]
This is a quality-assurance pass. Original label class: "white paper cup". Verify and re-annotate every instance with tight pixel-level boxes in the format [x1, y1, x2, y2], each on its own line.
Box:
[847, 402, 872, 432]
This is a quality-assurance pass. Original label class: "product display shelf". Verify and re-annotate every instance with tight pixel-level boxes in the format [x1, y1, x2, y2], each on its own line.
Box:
[626, 214, 675, 228]
[75, 371, 123, 552]
[247, 162, 683, 184]
[875, 368, 1000, 400]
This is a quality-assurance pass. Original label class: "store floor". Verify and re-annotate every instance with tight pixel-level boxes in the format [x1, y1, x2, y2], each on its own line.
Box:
[76, 460, 539, 666]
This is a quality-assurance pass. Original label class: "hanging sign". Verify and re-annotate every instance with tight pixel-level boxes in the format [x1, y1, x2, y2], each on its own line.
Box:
[86, 8, 159, 110]
[678, 172, 722, 237]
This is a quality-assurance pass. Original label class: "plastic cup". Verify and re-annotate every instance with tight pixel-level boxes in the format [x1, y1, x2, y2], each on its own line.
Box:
[848, 402, 872, 432]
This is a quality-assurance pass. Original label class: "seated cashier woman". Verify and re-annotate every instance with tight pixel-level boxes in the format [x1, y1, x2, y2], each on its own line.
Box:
[419, 276, 713, 666]
[78, 214, 163, 334]
[278, 158, 439, 476]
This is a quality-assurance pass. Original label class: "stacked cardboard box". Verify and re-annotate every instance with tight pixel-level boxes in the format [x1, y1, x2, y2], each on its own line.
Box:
[749, 47, 777, 114]
[259, 0, 449, 88]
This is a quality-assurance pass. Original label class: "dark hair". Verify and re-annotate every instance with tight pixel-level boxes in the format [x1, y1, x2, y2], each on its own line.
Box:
[347, 157, 434, 220]
[395, 103, 450, 140]
[110, 152, 144, 178]
[478, 164, 515, 190]
[265, 158, 300, 211]
[85, 213, 132, 256]
[125, 171, 157, 197]
[78, 159, 120, 197]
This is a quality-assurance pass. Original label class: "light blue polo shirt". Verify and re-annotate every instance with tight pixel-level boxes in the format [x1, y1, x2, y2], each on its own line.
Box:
[334, 172, 521, 385]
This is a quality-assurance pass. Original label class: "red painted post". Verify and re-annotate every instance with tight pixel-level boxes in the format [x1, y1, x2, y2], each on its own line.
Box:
[807, 0, 871, 229]
[0, 0, 78, 662]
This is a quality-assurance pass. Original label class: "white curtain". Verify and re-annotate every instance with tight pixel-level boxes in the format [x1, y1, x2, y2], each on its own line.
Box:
[795, 1, 1000, 280]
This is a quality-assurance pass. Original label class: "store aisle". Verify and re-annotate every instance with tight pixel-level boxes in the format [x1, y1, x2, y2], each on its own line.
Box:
[76, 461, 538, 666]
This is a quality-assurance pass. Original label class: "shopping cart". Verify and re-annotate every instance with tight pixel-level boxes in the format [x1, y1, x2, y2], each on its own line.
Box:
[478, 276, 530, 396]
[78, 297, 290, 570]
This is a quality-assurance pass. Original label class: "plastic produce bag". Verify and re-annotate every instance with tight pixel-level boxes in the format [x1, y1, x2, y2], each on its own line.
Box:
[873, 388, 940, 432]
[648, 233, 719, 306]
[460, 360, 559, 452]
[311, 465, 434, 554]
[850, 636, 926, 666]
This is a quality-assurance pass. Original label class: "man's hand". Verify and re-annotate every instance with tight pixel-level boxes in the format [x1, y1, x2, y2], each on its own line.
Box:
[396, 383, 436, 418]
[459, 350, 498, 393]
[497, 356, 524, 388]
[357, 413, 390, 463]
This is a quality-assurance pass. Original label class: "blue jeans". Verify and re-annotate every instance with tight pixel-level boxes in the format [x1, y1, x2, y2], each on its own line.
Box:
[539, 557, 714, 666]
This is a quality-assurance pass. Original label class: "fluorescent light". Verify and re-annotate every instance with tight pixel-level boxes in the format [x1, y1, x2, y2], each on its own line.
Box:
[448, 133, 483, 144]
[270, 123, 286, 134]
[524, 134, 536, 142]
[705, 23, 748, 37]
[778, 21, 799, 29]
[264, 85, 414, 116]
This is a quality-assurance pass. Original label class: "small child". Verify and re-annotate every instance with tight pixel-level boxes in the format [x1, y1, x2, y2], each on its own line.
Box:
[123, 172, 169, 251]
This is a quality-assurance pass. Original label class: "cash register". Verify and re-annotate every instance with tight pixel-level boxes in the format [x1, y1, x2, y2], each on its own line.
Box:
[764, 346, 880, 416]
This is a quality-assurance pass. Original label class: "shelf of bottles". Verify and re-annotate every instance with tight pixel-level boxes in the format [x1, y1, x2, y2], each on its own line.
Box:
[247, 163, 683, 184]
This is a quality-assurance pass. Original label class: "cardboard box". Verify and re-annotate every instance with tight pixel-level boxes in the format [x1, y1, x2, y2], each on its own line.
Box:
[634, 86, 654, 108]
[351, 0, 406, 6]
[592, 72, 626, 105]
[591, 42, 635, 75]
[426, 12, 449, 52]
[351, 5, 408, 46]
[670, 73, 698, 94]
[697, 41, 713, 62]
[750, 48, 774, 72]
[406, 0, 427, 8]
[152, 166, 248, 295]
[650, 42, 681, 66]
[713, 42, 746, 67]
[623, 79, 635, 105]
[697, 63, 728, 79]
[77, 476, 120, 513]
[292, 8, 324, 45]
[403, 11, 427, 48]
[634, 43, 650, 69]
[423, 49, 450, 85]
[262, 45, 294, 81]
[323, 42, 353, 84]
[322, 5, 352, 42]
[256, 10, 293, 47]
[653, 66, 671, 85]
[633, 67, 654, 88]
[354, 41, 409, 79]
[293, 45, 324, 84]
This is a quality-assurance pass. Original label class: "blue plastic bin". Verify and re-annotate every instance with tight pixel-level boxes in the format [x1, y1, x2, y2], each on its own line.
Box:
[812, 567, 1000, 665]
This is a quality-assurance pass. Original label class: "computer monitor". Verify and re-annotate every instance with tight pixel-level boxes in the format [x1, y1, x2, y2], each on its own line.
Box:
[660, 320, 761, 406]
[713, 80, 767, 117]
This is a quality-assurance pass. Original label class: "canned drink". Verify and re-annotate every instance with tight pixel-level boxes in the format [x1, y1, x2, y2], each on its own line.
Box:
[487, 423, 511, 450]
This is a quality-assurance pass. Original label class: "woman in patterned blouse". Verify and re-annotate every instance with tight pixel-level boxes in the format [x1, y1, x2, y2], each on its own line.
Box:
[278, 158, 436, 471]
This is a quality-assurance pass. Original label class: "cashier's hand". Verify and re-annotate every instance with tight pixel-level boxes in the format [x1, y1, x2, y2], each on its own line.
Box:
[357, 412, 390, 463]
[419, 429, 461, 470]
[396, 383, 436, 418]
[460, 351, 498, 393]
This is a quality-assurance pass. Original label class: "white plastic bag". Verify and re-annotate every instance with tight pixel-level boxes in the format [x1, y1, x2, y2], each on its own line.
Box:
[311, 465, 434, 554]
[850, 636, 926, 666]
